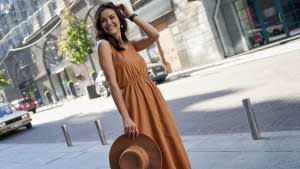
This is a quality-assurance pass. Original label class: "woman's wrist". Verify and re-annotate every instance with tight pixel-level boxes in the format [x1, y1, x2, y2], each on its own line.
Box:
[122, 114, 131, 121]
[129, 13, 138, 22]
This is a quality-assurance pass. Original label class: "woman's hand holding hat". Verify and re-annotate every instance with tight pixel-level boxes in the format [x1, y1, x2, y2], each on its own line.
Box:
[109, 133, 162, 169]
[123, 116, 139, 138]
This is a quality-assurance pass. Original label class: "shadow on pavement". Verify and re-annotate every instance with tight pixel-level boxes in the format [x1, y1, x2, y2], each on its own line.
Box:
[1, 89, 300, 145]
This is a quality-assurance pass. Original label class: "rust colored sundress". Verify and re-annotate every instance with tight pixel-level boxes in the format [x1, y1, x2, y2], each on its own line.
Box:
[111, 42, 192, 169]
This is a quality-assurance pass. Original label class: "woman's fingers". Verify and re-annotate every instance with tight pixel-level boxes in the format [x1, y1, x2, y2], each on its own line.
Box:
[123, 117, 139, 138]
[129, 126, 135, 138]
[116, 3, 131, 18]
[132, 126, 139, 138]
[124, 126, 129, 134]
[134, 127, 139, 138]
[128, 126, 133, 138]
[124, 126, 139, 138]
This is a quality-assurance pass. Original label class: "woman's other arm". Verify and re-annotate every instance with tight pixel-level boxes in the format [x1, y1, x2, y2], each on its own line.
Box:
[98, 40, 139, 138]
[117, 3, 159, 51]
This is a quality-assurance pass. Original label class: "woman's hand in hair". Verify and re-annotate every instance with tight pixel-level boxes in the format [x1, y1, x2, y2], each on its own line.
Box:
[116, 3, 133, 18]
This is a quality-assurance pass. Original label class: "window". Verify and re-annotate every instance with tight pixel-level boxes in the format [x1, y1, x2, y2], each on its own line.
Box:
[0, 105, 13, 117]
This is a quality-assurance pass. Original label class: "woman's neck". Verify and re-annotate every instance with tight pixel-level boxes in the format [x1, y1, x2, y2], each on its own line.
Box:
[113, 33, 126, 48]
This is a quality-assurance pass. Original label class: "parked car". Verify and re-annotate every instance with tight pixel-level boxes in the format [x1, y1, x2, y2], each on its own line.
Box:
[0, 103, 32, 136]
[12, 98, 37, 113]
[147, 63, 168, 83]
[95, 71, 111, 97]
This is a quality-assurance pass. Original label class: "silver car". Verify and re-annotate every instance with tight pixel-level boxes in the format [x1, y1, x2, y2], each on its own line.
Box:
[0, 103, 32, 136]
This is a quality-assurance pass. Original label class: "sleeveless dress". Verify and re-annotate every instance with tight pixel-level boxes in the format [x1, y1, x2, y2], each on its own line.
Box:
[111, 42, 192, 169]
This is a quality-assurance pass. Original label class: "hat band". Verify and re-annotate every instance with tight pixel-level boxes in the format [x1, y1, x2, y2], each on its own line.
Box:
[119, 145, 149, 169]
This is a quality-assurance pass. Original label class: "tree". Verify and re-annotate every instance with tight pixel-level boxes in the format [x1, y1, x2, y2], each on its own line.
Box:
[0, 70, 10, 89]
[57, 8, 94, 64]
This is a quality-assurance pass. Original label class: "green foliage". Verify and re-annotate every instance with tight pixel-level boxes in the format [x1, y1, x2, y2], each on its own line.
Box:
[57, 9, 94, 64]
[0, 70, 10, 89]
[90, 71, 97, 81]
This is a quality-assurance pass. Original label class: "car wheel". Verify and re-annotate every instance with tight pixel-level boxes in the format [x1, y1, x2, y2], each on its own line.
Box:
[26, 123, 32, 129]
[156, 78, 166, 84]
[97, 85, 110, 97]
[106, 88, 111, 97]
[32, 109, 36, 114]
[100, 87, 109, 97]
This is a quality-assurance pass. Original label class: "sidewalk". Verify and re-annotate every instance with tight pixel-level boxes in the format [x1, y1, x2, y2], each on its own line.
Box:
[167, 35, 300, 81]
[2, 130, 300, 169]
[2, 38, 300, 169]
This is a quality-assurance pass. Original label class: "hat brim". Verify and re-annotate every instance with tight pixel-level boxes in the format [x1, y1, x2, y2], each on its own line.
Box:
[109, 133, 162, 169]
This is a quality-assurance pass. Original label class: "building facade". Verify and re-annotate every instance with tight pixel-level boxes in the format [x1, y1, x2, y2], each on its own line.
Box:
[131, 0, 225, 71]
[127, 0, 300, 71]
[0, 0, 99, 104]
[1, 0, 299, 104]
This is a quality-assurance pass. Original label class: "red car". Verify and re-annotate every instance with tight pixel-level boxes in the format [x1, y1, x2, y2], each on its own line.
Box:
[14, 98, 37, 113]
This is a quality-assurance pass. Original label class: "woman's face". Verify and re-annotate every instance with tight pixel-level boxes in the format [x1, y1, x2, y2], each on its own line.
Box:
[99, 8, 121, 36]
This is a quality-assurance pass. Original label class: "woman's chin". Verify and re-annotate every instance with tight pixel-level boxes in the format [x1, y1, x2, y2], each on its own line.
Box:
[105, 30, 118, 36]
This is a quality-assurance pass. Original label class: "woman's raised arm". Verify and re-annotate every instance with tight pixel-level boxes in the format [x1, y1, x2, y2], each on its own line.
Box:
[117, 3, 159, 51]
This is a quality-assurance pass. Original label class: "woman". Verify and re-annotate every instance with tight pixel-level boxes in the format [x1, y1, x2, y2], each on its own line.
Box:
[94, 2, 192, 169]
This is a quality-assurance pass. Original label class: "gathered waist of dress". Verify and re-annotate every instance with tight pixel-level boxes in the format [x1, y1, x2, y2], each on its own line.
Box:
[120, 75, 151, 90]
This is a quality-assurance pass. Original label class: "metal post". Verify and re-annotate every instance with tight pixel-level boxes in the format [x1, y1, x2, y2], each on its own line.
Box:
[242, 98, 261, 140]
[252, 0, 270, 43]
[95, 120, 107, 145]
[275, 0, 290, 37]
[61, 124, 73, 147]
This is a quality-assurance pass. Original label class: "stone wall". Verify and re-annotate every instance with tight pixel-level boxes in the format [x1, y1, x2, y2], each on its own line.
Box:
[171, 0, 224, 68]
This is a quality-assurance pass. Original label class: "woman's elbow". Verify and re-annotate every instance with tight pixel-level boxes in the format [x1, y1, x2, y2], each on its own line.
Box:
[151, 31, 160, 41]
[108, 81, 120, 92]
[155, 33, 160, 40]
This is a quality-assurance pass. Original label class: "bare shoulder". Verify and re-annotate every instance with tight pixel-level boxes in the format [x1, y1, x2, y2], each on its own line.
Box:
[98, 39, 111, 51]
[97, 40, 113, 60]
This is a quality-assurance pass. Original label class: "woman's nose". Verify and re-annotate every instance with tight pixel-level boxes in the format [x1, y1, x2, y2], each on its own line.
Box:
[106, 19, 112, 25]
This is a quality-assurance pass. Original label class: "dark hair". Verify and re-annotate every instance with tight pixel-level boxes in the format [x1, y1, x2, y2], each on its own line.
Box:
[94, 2, 128, 51]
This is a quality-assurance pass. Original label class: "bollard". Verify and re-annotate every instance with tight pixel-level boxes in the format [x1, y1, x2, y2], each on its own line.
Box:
[242, 98, 261, 140]
[61, 124, 73, 147]
[95, 120, 107, 145]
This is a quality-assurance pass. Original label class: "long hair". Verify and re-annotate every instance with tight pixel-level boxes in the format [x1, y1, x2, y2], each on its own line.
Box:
[94, 2, 128, 51]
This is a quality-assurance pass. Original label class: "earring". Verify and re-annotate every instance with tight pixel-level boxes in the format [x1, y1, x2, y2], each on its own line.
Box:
[120, 24, 124, 29]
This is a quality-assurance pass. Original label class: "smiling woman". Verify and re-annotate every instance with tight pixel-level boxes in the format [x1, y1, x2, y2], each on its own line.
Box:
[94, 2, 129, 50]
[99, 10, 121, 35]
[94, 2, 191, 169]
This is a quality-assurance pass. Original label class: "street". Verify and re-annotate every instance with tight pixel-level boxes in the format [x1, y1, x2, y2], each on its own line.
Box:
[1, 0, 300, 168]
[1, 46, 300, 145]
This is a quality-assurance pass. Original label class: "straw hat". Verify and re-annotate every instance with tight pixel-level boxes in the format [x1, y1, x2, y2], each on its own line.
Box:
[109, 133, 162, 169]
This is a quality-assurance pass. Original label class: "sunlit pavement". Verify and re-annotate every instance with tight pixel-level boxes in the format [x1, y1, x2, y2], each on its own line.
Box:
[1, 38, 300, 169]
